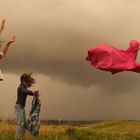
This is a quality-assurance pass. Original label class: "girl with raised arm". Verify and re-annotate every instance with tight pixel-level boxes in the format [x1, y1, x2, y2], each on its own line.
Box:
[0, 19, 16, 80]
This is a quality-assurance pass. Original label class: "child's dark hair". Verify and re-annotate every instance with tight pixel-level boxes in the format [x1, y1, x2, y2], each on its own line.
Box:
[20, 73, 35, 87]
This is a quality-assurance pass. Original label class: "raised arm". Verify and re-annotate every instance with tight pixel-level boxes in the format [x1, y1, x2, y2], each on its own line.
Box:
[2, 35, 16, 57]
[0, 19, 5, 35]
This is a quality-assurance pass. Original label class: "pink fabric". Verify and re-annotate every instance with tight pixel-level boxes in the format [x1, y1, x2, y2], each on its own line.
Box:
[86, 40, 140, 74]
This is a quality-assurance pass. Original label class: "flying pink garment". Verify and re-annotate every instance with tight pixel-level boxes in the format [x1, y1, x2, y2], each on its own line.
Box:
[86, 40, 140, 74]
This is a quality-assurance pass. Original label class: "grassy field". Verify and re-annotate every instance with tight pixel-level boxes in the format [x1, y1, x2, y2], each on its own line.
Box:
[1, 120, 140, 140]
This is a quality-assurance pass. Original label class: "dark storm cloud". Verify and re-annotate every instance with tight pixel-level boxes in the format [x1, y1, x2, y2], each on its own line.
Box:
[1, 0, 140, 120]
[0, 0, 140, 92]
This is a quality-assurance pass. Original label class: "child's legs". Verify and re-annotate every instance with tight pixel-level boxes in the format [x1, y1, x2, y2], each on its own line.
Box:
[15, 104, 26, 140]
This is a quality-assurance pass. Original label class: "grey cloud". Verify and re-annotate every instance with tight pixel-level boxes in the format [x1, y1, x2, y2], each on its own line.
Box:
[0, 0, 140, 120]
[0, 0, 140, 92]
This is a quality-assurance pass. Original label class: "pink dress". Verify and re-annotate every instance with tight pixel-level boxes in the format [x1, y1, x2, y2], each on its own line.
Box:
[86, 40, 140, 74]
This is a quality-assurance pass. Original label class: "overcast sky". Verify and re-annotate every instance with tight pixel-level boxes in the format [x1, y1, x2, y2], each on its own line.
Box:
[0, 0, 140, 120]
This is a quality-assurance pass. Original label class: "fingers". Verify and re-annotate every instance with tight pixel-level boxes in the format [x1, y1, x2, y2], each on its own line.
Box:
[33, 89, 39, 94]
[11, 35, 16, 41]
[7, 35, 16, 44]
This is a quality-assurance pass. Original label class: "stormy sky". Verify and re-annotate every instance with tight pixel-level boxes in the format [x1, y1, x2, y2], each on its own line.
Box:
[0, 0, 140, 120]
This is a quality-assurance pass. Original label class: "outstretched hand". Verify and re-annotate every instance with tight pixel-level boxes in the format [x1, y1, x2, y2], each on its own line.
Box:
[8, 36, 16, 45]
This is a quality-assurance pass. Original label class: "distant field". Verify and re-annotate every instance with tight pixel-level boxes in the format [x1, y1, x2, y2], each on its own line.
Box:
[1, 120, 140, 140]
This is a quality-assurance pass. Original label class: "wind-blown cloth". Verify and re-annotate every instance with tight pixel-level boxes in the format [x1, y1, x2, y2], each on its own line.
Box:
[26, 94, 41, 136]
[86, 40, 140, 74]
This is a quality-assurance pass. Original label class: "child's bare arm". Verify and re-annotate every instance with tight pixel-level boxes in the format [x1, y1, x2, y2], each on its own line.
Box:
[0, 19, 5, 33]
[2, 36, 16, 57]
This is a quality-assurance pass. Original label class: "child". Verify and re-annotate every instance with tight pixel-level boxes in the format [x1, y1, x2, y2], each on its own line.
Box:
[15, 73, 39, 140]
[0, 19, 16, 80]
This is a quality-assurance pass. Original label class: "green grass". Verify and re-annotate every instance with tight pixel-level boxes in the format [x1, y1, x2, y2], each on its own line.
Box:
[1, 120, 140, 140]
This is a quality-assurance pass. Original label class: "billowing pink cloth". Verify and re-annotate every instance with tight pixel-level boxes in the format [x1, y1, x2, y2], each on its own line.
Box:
[86, 40, 140, 74]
